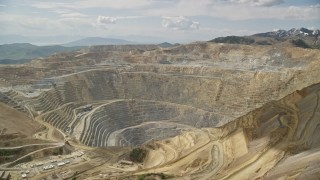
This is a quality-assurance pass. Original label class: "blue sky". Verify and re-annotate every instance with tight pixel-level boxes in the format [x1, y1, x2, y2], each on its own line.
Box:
[0, 0, 319, 43]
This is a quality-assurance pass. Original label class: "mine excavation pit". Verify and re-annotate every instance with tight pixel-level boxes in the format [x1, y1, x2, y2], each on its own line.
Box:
[0, 42, 320, 179]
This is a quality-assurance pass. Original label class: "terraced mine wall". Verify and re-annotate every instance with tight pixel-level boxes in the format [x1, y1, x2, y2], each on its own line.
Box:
[79, 100, 222, 146]
[1, 43, 320, 148]
[55, 69, 279, 115]
[55, 64, 318, 116]
[136, 82, 320, 179]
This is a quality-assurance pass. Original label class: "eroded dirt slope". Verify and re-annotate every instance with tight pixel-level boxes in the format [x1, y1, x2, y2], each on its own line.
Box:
[133, 83, 320, 179]
[0, 102, 40, 137]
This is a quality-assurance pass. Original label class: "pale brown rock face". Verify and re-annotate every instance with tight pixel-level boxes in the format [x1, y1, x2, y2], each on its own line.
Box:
[0, 42, 319, 179]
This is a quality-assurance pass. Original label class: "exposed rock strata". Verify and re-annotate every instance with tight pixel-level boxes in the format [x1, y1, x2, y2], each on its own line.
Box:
[0, 43, 319, 149]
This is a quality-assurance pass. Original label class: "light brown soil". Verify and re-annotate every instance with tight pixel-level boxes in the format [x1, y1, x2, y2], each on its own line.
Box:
[0, 102, 41, 137]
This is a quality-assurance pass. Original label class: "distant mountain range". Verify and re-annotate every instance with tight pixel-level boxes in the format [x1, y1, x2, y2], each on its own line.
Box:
[210, 27, 320, 49]
[0, 43, 82, 63]
[3, 27, 317, 65]
[157, 42, 180, 48]
[0, 35, 83, 45]
[0, 36, 182, 64]
[63, 37, 135, 47]
[63, 37, 181, 47]
[0, 37, 134, 63]
[253, 28, 320, 38]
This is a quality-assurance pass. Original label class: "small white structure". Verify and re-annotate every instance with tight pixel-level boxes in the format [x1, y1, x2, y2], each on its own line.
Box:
[77, 151, 85, 157]
[43, 165, 54, 170]
[57, 162, 66, 167]
[64, 160, 70, 164]
[119, 160, 134, 165]
[36, 163, 43, 166]
[21, 173, 27, 178]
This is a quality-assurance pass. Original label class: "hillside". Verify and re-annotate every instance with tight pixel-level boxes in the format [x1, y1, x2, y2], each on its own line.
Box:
[0, 103, 40, 137]
[209, 27, 320, 49]
[0, 43, 82, 63]
[63, 37, 135, 47]
[210, 36, 255, 45]
[157, 42, 180, 48]
[0, 35, 83, 45]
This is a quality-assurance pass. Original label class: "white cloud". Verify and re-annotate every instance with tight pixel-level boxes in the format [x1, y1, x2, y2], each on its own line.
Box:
[95, 15, 142, 27]
[285, 5, 320, 20]
[0, 13, 92, 36]
[32, 0, 151, 9]
[94, 15, 144, 30]
[230, 0, 284, 7]
[32, 2, 73, 9]
[143, 0, 320, 21]
[117, 16, 143, 20]
[52, 9, 73, 14]
[97, 16, 117, 24]
[2, 0, 320, 43]
[30, 0, 320, 21]
[162, 16, 199, 30]
[61, 12, 87, 18]
[310, 4, 320, 8]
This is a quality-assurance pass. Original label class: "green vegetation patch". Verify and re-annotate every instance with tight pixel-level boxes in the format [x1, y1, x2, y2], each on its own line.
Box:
[291, 39, 312, 49]
[0, 43, 82, 62]
[210, 36, 255, 45]
[0, 149, 21, 156]
[137, 173, 174, 180]
[129, 148, 147, 163]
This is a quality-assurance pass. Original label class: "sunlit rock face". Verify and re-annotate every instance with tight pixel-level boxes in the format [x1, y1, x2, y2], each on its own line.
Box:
[139, 83, 320, 179]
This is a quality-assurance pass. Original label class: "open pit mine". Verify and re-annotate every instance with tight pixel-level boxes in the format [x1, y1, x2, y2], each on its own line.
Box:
[0, 42, 320, 179]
